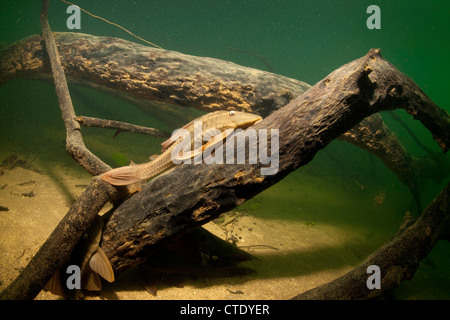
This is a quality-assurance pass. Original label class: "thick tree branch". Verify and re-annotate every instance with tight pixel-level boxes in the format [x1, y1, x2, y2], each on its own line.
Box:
[0, 33, 310, 116]
[100, 49, 450, 274]
[0, 32, 432, 199]
[292, 183, 450, 300]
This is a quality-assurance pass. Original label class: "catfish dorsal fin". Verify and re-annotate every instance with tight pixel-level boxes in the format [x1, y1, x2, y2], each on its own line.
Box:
[161, 138, 173, 152]
[89, 247, 115, 283]
[173, 130, 231, 162]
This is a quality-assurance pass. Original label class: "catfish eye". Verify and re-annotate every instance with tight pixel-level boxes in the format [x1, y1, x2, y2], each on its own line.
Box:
[229, 110, 236, 116]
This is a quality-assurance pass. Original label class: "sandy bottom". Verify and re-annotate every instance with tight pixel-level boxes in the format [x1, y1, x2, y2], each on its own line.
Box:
[0, 154, 449, 300]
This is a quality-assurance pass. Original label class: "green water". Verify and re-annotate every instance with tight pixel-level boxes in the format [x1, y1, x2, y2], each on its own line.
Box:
[1, 0, 449, 299]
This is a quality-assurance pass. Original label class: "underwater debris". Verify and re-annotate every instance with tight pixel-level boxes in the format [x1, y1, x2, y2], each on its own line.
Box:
[0, 154, 40, 173]
[238, 245, 279, 252]
[227, 288, 244, 295]
[59, 0, 163, 49]
[75, 184, 90, 189]
[17, 180, 35, 186]
[222, 46, 274, 73]
[13, 191, 35, 198]
[374, 190, 386, 207]
[0, 206, 9, 211]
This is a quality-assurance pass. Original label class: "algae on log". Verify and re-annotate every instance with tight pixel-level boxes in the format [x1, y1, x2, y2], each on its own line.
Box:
[0, 33, 309, 116]
[0, 33, 428, 202]
[100, 49, 450, 274]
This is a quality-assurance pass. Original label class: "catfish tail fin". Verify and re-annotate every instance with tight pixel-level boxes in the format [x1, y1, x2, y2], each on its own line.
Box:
[99, 165, 142, 186]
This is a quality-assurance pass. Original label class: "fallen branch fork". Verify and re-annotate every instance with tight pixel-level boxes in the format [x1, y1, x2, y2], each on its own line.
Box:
[100, 49, 450, 278]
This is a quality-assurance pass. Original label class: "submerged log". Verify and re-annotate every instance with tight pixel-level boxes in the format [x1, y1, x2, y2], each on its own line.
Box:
[100, 49, 450, 275]
[0, 33, 309, 116]
[0, 32, 429, 203]
[292, 183, 450, 300]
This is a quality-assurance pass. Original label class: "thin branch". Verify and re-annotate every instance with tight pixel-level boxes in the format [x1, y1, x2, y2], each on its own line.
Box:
[74, 115, 170, 138]
[0, 0, 123, 300]
[387, 111, 435, 155]
[39, 2, 110, 176]
[0, 18, 448, 300]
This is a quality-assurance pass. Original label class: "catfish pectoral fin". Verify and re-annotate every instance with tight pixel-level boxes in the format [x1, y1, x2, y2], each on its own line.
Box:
[44, 269, 66, 297]
[99, 165, 142, 186]
[89, 247, 115, 283]
[83, 270, 102, 291]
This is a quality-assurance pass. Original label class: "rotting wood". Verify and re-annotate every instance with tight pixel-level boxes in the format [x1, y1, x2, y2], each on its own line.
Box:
[100, 49, 450, 276]
[0, 33, 309, 116]
[0, 32, 436, 202]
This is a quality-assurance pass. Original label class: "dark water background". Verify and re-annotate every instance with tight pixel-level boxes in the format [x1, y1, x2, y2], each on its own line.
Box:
[0, 0, 449, 299]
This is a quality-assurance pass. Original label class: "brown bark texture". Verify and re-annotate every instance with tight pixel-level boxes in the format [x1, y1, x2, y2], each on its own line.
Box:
[0, 33, 309, 116]
[99, 49, 449, 276]
[0, 32, 431, 201]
